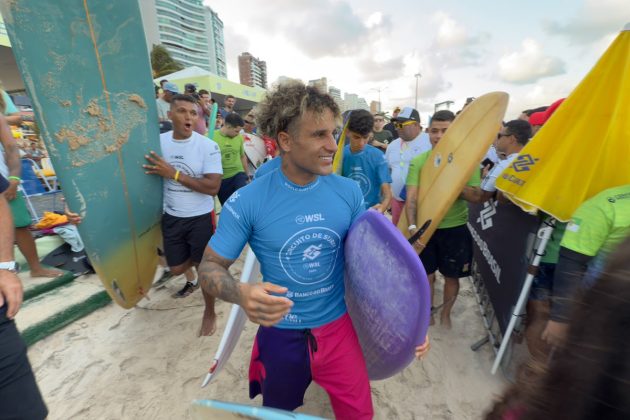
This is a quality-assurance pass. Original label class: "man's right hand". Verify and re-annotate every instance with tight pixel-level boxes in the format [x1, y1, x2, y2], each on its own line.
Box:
[240, 282, 293, 327]
[0, 270, 23, 319]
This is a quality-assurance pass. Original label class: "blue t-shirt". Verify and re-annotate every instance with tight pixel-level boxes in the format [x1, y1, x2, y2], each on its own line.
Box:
[254, 155, 281, 179]
[210, 169, 365, 329]
[342, 144, 392, 208]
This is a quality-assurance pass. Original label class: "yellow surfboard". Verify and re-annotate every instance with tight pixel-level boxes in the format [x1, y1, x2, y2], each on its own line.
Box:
[332, 116, 351, 175]
[398, 92, 509, 250]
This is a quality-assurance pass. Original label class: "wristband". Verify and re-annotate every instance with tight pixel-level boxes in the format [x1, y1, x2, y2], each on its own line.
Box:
[174, 170, 180, 182]
[8, 176, 21, 182]
[408, 224, 417, 232]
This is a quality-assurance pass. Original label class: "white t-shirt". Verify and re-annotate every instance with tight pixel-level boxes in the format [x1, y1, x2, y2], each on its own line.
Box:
[483, 145, 501, 166]
[481, 152, 519, 192]
[160, 131, 223, 217]
[385, 133, 431, 200]
[156, 98, 170, 121]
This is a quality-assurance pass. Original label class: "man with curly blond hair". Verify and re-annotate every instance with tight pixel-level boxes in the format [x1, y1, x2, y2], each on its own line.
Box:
[197, 80, 375, 418]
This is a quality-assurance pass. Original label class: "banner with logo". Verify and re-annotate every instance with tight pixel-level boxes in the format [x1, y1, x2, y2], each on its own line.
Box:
[467, 201, 540, 334]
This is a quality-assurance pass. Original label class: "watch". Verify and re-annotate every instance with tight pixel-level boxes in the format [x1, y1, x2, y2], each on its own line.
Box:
[408, 224, 417, 232]
[0, 261, 19, 273]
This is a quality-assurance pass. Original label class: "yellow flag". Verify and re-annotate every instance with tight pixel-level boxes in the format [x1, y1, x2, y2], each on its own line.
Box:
[497, 26, 630, 221]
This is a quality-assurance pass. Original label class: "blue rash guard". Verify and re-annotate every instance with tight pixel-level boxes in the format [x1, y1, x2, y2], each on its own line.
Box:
[341, 144, 392, 208]
[254, 156, 282, 179]
[210, 168, 365, 329]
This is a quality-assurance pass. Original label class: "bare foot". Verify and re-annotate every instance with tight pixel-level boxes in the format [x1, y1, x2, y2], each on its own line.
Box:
[440, 314, 452, 330]
[30, 267, 63, 278]
[198, 311, 217, 337]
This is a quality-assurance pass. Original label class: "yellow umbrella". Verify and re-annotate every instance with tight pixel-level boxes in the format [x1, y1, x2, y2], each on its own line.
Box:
[497, 24, 630, 221]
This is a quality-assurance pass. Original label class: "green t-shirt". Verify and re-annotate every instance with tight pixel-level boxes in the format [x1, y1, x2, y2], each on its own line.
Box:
[213, 130, 245, 179]
[561, 184, 630, 257]
[406, 150, 481, 229]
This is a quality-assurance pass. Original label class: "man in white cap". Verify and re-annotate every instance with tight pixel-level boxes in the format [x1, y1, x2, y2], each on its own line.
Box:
[384, 106, 431, 225]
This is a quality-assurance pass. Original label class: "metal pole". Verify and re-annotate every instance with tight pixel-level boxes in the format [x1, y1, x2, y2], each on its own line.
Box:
[491, 219, 556, 374]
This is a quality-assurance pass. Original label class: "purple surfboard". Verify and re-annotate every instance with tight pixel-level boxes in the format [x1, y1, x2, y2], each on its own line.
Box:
[344, 210, 430, 380]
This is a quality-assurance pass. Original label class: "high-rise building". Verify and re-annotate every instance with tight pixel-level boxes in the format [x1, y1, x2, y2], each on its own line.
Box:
[308, 77, 328, 94]
[328, 86, 345, 111]
[344, 93, 370, 111]
[206, 7, 227, 77]
[139, 0, 227, 77]
[238, 52, 267, 89]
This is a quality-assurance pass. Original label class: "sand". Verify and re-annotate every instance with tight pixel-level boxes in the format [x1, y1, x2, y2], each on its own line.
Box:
[26, 252, 507, 419]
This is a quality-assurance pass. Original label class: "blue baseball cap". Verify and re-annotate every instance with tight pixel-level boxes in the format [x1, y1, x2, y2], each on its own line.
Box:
[163, 82, 179, 94]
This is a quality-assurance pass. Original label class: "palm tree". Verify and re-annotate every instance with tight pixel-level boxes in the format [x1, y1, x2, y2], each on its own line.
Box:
[151, 45, 184, 78]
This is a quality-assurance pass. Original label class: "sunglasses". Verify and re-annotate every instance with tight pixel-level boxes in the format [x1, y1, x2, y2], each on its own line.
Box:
[394, 120, 416, 129]
[496, 132, 512, 140]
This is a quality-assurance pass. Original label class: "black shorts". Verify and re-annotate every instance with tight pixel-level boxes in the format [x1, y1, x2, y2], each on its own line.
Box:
[218, 172, 248, 205]
[161, 211, 214, 267]
[420, 224, 473, 278]
[0, 305, 48, 419]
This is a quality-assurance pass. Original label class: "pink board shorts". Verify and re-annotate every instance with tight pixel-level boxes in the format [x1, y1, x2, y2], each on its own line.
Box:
[249, 312, 374, 419]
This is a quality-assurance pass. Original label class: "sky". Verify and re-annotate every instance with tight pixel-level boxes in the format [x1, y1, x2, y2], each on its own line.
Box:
[206, 0, 630, 120]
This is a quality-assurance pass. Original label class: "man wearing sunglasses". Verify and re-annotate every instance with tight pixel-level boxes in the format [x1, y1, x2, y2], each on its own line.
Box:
[479, 120, 532, 202]
[385, 107, 432, 225]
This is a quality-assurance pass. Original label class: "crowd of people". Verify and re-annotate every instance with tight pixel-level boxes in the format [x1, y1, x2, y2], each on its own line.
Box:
[1, 76, 629, 419]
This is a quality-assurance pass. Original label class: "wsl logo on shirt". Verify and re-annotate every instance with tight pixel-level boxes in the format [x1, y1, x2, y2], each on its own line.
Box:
[295, 213, 326, 224]
[279, 227, 341, 285]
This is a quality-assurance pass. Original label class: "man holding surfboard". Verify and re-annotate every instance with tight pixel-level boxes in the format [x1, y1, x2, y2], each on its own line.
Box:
[144, 94, 223, 334]
[198, 80, 376, 419]
[405, 110, 480, 328]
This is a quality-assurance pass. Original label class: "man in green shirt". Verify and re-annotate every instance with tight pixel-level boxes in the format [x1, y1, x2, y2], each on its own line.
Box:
[542, 184, 630, 346]
[214, 113, 249, 204]
[404, 110, 481, 328]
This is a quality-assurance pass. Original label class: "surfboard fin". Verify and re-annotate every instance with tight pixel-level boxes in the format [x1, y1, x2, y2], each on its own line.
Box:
[201, 373, 212, 388]
[408, 219, 431, 244]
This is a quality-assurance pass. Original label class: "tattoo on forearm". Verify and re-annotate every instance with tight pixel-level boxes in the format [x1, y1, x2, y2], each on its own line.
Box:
[407, 201, 417, 223]
[198, 260, 241, 304]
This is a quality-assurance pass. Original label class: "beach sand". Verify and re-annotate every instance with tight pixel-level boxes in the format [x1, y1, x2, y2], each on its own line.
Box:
[26, 251, 507, 419]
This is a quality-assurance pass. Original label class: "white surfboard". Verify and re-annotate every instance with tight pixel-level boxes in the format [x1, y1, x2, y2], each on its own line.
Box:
[202, 247, 261, 387]
[243, 133, 267, 174]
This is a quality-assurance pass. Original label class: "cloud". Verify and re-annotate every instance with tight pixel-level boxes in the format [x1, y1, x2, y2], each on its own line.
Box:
[498, 39, 566, 84]
[240, 0, 392, 59]
[357, 56, 405, 82]
[430, 12, 491, 67]
[543, 0, 630, 44]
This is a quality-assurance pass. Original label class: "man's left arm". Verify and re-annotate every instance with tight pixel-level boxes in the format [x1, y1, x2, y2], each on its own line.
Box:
[372, 183, 392, 213]
[373, 154, 393, 213]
